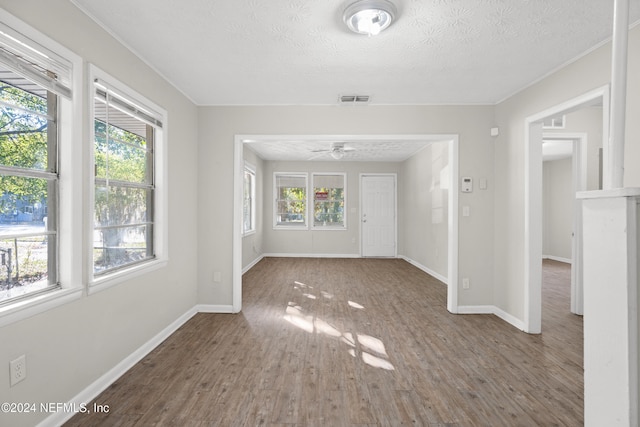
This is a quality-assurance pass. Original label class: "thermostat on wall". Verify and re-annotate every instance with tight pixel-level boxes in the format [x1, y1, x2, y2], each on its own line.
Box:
[461, 177, 473, 193]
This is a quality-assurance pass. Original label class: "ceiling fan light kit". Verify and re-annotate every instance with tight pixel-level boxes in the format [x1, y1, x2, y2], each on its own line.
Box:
[330, 149, 345, 160]
[310, 142, 356, 160]
[343, 0, 397, 36]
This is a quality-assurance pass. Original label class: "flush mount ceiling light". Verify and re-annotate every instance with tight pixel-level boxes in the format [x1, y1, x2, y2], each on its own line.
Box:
[343, 0, 397, 36]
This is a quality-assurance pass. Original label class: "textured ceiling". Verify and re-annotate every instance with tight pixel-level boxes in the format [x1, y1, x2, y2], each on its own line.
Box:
[244, 137, 444, 162]
[71, 0, 640, 106]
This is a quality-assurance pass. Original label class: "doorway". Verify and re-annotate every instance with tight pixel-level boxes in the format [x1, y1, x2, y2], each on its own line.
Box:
[360, 174, 397, 257]
[233, 134, 460, 314]
[524, 85, 609, 333]
[542, 133, 587, 315]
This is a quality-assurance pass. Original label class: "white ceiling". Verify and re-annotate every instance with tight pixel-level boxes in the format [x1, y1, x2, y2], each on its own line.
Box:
[71, 0, 640, 107]
[542, 139, 574, 162]
[243, 136, 446, 162]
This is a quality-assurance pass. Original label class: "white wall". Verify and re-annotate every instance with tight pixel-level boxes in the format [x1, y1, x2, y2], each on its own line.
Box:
[198, 105, 495, 308]
[493, 24, 640, 322]
[242, 146, 264, 270]
[400, 142, 449, 280]
[559, 107, 604, 191]
[0, 3, 199, 426]
[261, 160, 399, 256]
[543, 158, 573, 261]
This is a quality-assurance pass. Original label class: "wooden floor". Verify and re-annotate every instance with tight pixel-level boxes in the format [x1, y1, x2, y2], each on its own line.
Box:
[66, 258, 583, 426]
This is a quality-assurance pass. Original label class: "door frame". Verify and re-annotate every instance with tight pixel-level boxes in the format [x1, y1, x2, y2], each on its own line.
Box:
[233, 134, 459, 314]
[542, 132, 588, 315]
[524, 85, 609, 333]
[359, 173, 398, 258]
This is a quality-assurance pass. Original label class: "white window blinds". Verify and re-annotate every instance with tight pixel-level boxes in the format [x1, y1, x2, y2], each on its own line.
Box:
[0, 23, 72, 99]
[93, 79, 163, 130]
[276, 174, 306, 189]
[313, 174, 344, 189]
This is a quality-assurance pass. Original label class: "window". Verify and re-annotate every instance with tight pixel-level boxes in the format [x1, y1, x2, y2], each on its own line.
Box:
[243, 164, 256, 234]
[0, 22, 73, 305]
[274, 173, 307, 228]
[91, 67, 166, 281]
[543, 115, 565, 129]
[312, 173, 346, 228]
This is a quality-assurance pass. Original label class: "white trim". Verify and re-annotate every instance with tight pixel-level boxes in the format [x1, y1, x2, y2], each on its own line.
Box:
[233, 137, 243, 313]
[578, 187, 640, 199]
[38, 306, 199, 427]
[399, 255, 448, 285]
[493, 306, 527, 331]
[457, 305, 526, 331]
[524, 85, 609, 334]
[273, 172, 309, 229]
[543, 131, 588, 315]
[88, 259, 169, 295]
[543, 255, 572, 264]
[448, 136, 459, 314]
[311, 172, 347, 230]
[0, 9, 84, 324]
[359, 173, 398, 258]
[196, 304, 235, 313]
[242, 254, 264, 274]
[69, 0, 199, 106]
[0, 289, 82, 328]
[242, 162, 257, 235]
[35, 291, 526, 427]
[494, 19, 639, 105]
[87, 64, 169, 293]
[233, 134, 460, 318]
[263, 253, 361, 259]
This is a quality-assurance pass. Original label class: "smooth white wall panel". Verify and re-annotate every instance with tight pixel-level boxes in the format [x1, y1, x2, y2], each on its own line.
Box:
[0, 3, 199, 426]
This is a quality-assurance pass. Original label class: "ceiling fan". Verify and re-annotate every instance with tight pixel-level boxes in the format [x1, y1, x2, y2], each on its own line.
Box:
[310, 142, 356, 160]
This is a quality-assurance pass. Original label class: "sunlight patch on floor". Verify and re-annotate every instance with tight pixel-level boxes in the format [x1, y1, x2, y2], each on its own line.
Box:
[348, 300, 364, 309]
[284, 282, 395, 371]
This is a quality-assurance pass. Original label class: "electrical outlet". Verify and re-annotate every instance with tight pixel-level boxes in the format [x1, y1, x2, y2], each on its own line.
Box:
[10, 354, 26, 386]
[463, 278, 470, 290]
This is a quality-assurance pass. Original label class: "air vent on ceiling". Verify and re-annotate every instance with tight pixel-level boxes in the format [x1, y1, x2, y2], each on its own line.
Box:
[339, 94, 370, 104]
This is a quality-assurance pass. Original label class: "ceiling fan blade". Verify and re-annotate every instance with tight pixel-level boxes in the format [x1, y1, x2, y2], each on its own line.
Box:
[308, 151, 328, 160]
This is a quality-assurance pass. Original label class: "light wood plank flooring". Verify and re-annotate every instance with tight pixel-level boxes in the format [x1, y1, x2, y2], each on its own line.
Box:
[66, 258, 583, 426]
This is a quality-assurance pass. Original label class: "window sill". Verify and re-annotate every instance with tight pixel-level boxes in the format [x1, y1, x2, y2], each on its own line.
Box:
[89, 258, 168, 295]
[0, 287, 82, 328]
[311, 226, 347, 231]
[243, 230, 256, 237]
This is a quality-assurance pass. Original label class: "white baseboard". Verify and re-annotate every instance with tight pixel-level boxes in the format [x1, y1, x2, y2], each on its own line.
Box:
[263, 252, 361, 259]
[42, 283, 527, 426]
[542, 255, 572, 264]
[457, 305, 495, 314]
[39, 306, 199, 427]
[196, 304, 235, 313]
[398, 255, 448, 285]
[39, 303, 237, 427]
[242, 254, 265, 274]
[457, 305, 525, 331]
[493, 306, 526, 331]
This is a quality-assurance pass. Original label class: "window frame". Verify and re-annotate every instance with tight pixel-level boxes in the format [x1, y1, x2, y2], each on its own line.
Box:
[0, 11, 83, 326]
[243, 162, 256, 236]
[88, 65, 168, 293]
[311, 172, 347, 230]
[0, 85, 60, 304]
[273, 172, 308, 230]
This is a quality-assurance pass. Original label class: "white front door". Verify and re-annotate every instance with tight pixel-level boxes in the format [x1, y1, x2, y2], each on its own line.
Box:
[361, 175, 396, 257]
